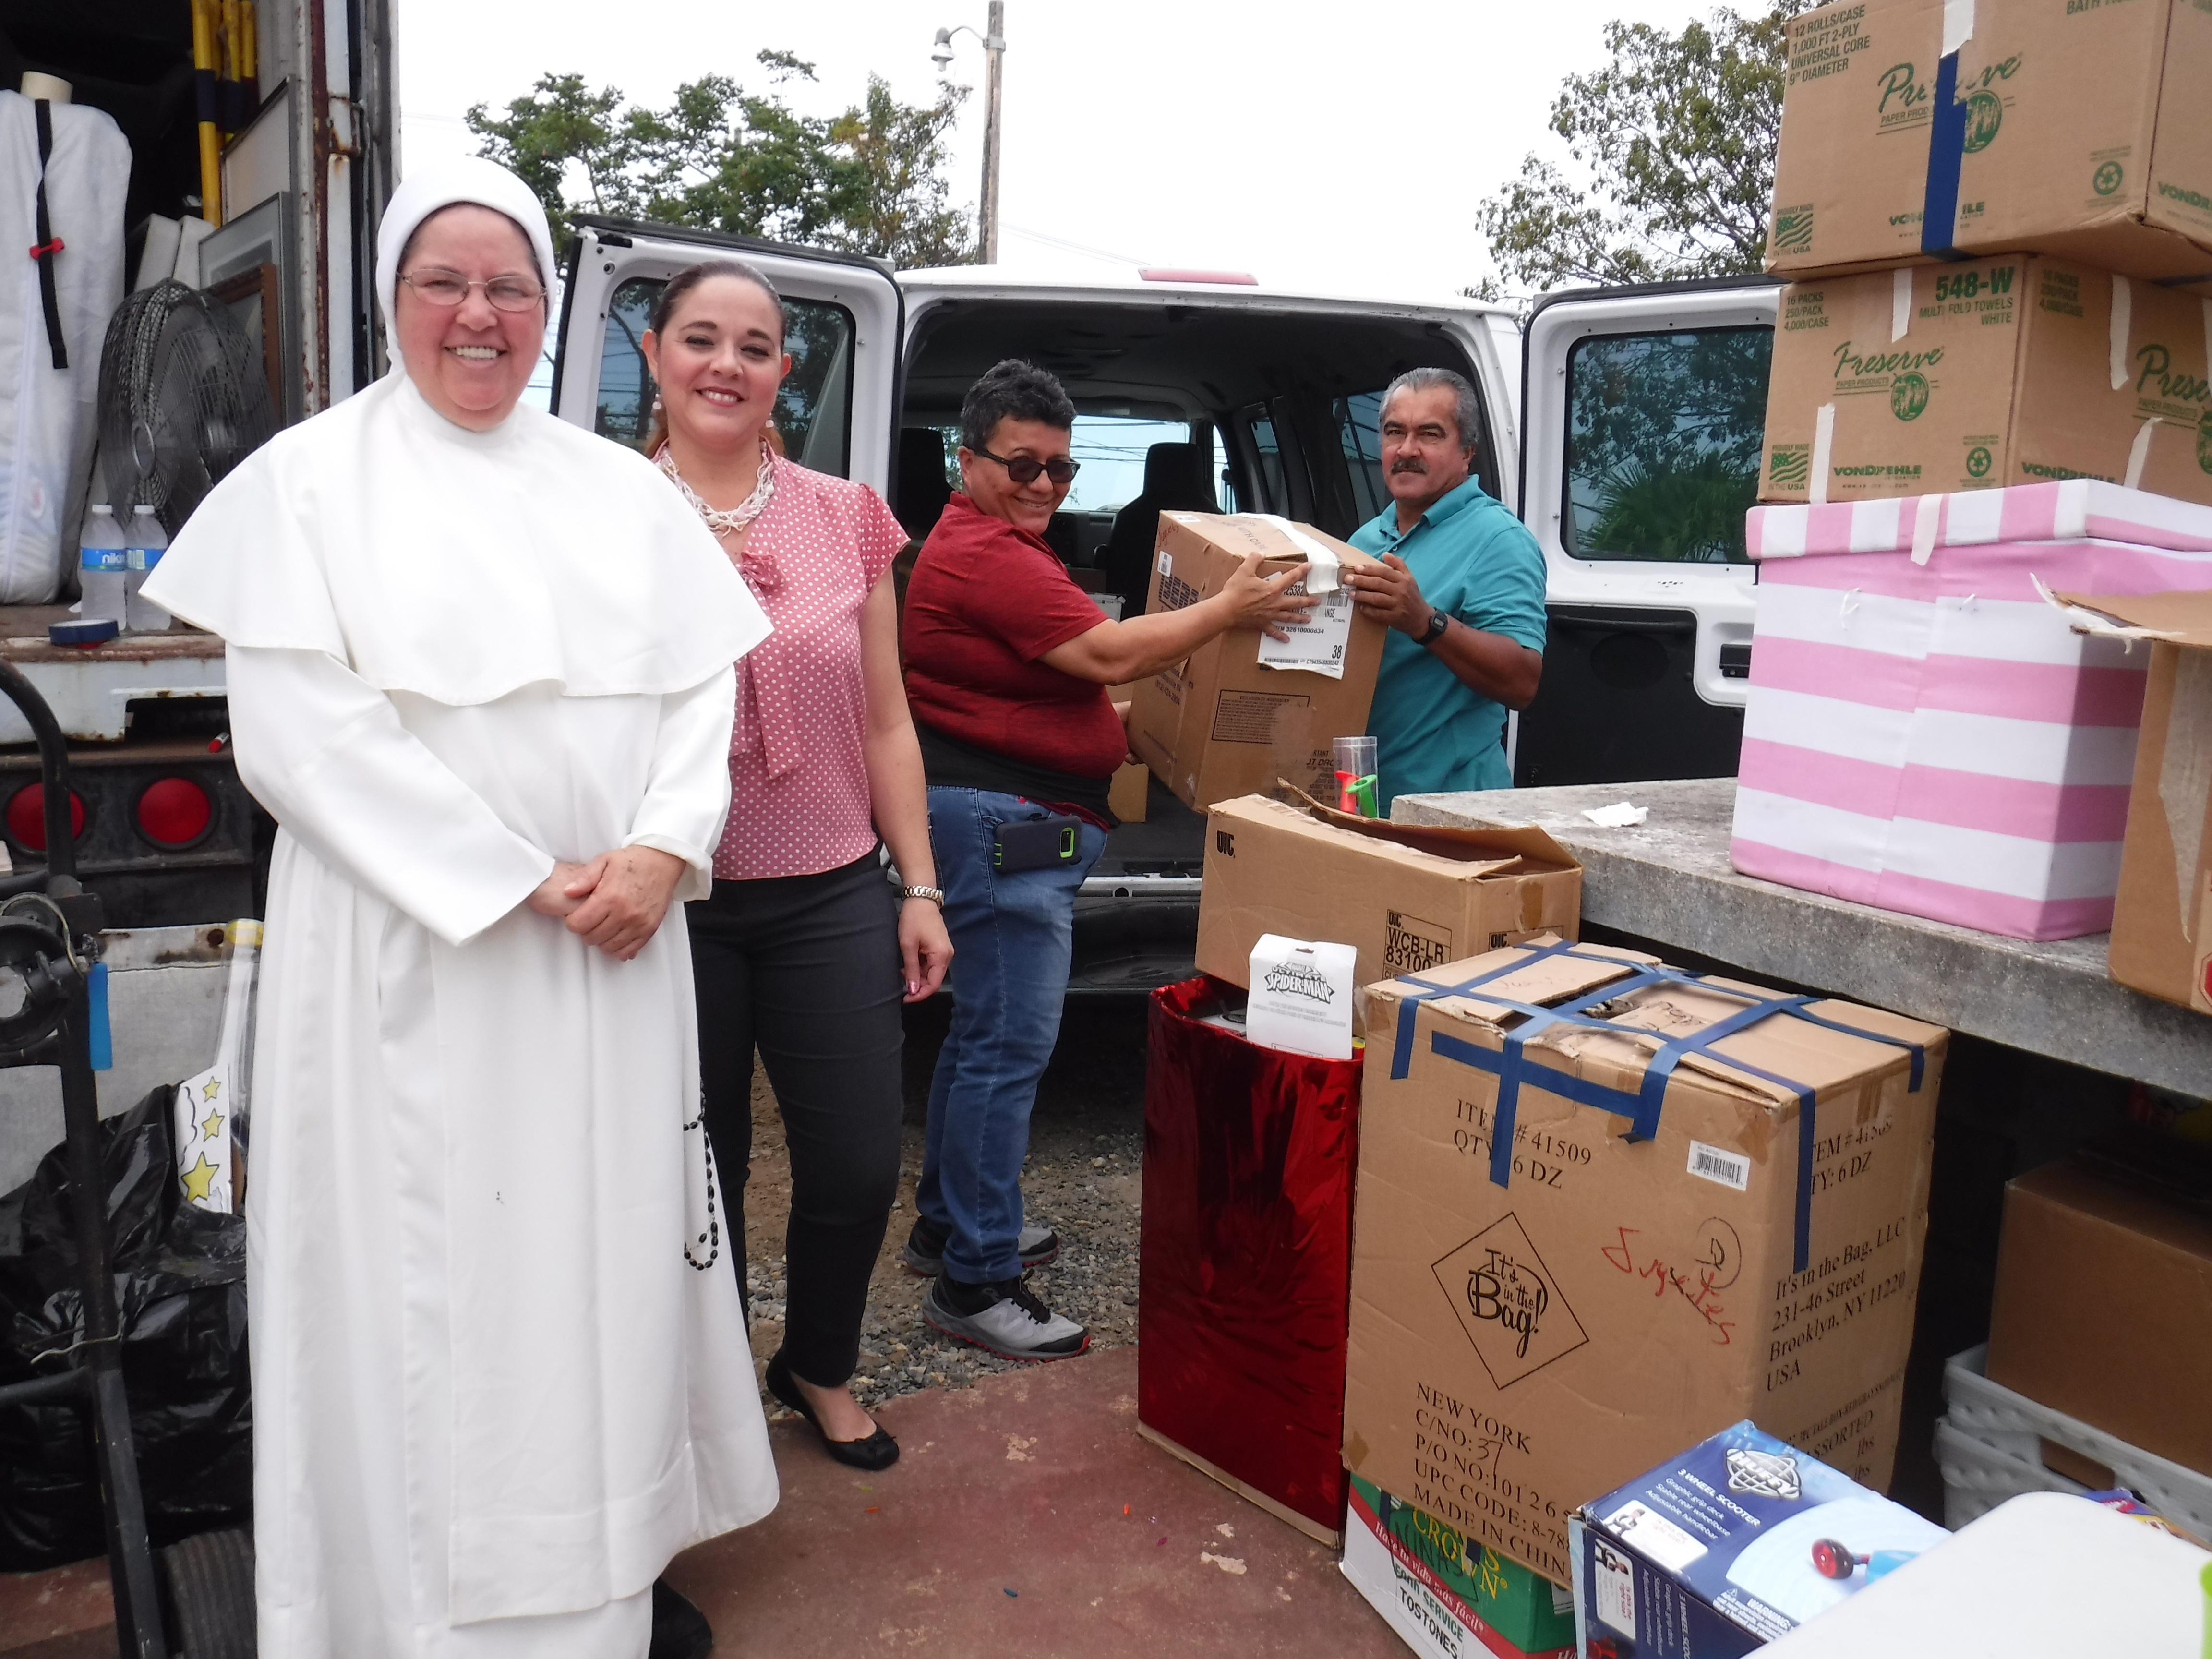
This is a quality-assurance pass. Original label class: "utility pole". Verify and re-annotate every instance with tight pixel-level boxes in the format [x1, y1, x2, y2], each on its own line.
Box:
[934, 6, 1008, 264]
[980, 2, 1005, 264]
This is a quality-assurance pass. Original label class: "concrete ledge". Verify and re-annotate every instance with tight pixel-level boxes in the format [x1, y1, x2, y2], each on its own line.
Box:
[1394, 778, 2212, 1093]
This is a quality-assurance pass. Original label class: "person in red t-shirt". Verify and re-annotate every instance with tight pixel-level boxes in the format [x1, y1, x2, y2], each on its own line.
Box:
[900, 359, 1313, 1360]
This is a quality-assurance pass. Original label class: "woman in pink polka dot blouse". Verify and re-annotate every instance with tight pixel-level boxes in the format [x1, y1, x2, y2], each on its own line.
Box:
[642, 260, 951, 1473]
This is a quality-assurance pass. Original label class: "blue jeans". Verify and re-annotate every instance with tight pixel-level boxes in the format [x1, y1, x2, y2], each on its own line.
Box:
[916, 787, 1108, 1283]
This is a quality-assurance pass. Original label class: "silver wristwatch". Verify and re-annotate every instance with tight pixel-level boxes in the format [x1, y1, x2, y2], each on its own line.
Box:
[902, 885, 946, 906]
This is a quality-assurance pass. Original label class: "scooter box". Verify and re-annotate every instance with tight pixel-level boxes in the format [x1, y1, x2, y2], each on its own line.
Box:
[1573, 1419, 1948, 1659]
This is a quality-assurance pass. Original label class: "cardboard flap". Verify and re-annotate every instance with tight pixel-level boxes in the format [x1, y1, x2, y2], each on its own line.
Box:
[2053, 587, 2212, 647]
[1371, 936, 1650, 1013]
[1274, 782, 1581, 874]
[1374, 938, 1944, 1111]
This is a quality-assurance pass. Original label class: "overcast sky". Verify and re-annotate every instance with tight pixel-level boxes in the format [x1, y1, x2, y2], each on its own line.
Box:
[397, 0, 1717, 302]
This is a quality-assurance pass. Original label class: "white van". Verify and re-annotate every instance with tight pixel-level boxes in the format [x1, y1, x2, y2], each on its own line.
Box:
[554, 221, 1781, 988]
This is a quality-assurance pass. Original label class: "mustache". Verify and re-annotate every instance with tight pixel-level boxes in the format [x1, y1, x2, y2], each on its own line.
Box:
[1391, 457, 1429, 474]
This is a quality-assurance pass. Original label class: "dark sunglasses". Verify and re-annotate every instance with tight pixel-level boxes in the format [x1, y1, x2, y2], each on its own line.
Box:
[974, 445, 1080, 486]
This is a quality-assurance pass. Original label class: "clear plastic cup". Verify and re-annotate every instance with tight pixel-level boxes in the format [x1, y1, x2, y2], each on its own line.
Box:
[1332, 735, 1379, 817]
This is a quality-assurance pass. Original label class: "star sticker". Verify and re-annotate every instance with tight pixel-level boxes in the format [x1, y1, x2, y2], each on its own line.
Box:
[200, 1107, 223, 1141]
[180, 1153, 219, 1203]
[200, 1078, 222, 1102]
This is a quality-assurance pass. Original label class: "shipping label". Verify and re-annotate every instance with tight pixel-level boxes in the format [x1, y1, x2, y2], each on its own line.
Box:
[1255, 580, 1355, 679]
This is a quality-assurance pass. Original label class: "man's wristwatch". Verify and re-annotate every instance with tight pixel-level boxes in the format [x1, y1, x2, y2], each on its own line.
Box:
[902, 885, 946, 906]
[1414, 610, 1451, 648]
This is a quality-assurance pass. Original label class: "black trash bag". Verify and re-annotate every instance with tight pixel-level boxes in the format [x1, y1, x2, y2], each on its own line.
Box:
[0, 1085, 251, 1571]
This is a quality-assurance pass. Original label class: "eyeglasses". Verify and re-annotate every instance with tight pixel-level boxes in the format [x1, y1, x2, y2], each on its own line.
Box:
[398, 268, 547, 312]
[974, 446, 1080, 486]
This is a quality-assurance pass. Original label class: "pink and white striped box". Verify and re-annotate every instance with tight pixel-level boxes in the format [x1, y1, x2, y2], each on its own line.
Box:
[1734, 481, 2212, 940]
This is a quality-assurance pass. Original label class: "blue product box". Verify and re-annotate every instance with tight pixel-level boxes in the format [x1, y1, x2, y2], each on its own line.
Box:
[1573, 1420, 1948, 1657]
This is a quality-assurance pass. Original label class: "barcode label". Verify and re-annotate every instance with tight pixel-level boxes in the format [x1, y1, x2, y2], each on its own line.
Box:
[1687, 1140, 1750, 1191]
[1156, 550, 1173, 576]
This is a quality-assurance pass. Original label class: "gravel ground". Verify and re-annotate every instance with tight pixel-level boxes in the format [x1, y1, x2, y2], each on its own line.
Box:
[738, 996, 1152, 1419]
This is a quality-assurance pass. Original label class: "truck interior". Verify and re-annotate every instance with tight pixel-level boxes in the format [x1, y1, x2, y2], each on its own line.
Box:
[893, 295, 1499, 986]
[890, 296, 1502, 616]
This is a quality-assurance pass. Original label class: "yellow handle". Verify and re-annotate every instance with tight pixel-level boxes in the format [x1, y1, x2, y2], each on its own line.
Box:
[190, 0, 223, 226]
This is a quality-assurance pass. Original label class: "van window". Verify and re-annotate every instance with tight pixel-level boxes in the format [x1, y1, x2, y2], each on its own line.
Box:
[1064, 416, 1205, 514]
[1563, 325, 1772, 563]
[1333, 391, 1390, 526]
[594, 276, 857, 474]
[1243, 406, 1288, 513]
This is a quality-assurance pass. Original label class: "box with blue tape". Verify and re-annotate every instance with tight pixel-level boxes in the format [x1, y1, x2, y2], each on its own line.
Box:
[1572, 1420, 1950, 1657]
[1340, 938, 1945, 1586]
[1767, 0, 2212, 286]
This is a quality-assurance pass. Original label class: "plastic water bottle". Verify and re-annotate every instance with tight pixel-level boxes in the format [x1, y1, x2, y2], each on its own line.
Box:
[78, 505, 127, 628]
[124, 505, 171, 631]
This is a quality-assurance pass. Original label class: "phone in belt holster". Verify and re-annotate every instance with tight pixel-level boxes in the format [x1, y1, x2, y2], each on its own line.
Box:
[992, 814, 1085, 873]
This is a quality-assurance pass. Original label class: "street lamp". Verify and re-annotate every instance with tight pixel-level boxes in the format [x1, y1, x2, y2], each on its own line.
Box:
[932, 3, 1006, 265]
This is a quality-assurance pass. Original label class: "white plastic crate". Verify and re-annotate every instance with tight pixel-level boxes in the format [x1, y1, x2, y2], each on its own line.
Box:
[1936, 1345, 2212, 1538]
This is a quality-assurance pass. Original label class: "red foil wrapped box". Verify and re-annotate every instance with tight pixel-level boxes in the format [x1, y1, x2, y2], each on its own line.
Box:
[1138, 975, 1361, 1543]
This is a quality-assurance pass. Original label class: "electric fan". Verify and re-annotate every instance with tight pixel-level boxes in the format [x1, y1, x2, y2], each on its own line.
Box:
[95, 280, 274, 531]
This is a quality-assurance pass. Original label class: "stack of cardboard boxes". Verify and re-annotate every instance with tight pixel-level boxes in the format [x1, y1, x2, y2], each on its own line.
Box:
[1734, 0, 2212, 946]
[1155, 793, 1951, 1659]
[1759, 0, 2212, 507]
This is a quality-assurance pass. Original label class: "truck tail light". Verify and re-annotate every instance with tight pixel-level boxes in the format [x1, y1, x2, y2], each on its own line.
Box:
[6, 783, 85, 851]
[136, 777, 214, 846]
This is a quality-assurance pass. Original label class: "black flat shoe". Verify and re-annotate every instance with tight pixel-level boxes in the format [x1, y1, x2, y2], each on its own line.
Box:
[649, 1578, 712, 1659]
[764, 1349, 900, 1471]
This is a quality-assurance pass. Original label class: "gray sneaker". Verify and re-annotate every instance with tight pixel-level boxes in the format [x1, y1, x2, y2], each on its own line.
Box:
[922, 1275, 1089, 1361]
[901, 1217, 1060, 1277]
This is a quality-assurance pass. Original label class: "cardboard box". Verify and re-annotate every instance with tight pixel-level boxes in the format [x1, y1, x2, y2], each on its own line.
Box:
[1986, 1156, 2212, 1474]
[1128, 514, 1386, 810]
[1342, 938, 1946, 1584]
[1768, 0, 2212, 285]
[1196, 791, 1583, 1013]
[1573, 1420, 1950, 1658]
[1758, 257, 2212, 506]
[2056, 589, 2212, 1011]
[1342, 1472, 1576, 1659]
[1739, 485, 2212, 942]
[1108, 758, 1149, 823]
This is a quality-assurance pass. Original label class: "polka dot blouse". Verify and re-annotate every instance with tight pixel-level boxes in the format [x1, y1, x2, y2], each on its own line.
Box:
[705, 455, 908, 880]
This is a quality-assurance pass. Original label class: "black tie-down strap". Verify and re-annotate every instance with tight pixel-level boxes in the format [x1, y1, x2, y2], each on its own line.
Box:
[30, 99, 66, 371]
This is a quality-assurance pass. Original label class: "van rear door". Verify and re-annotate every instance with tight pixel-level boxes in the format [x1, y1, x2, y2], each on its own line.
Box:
[1513, 279, 1779, 787]
[552, 217, 902, 488]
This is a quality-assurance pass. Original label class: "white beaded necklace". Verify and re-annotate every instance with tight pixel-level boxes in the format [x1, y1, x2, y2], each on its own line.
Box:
[656, 439, 776, 535]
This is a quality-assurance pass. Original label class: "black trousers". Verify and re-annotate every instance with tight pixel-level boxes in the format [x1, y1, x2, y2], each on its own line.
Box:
[687, 850, 905, 1387]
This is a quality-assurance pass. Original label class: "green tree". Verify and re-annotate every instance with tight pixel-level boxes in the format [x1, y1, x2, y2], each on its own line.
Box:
[467, 52, 976, 266]
[1474, 3, 1809, 295]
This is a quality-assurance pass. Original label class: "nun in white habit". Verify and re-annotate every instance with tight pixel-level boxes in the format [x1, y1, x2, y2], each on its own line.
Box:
[140, 158, 778, 1659]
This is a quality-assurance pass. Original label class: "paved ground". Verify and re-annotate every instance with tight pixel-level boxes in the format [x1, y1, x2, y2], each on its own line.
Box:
[671, 1346, 1399, 1657]
[3, 996, 1414, 1657]
[741, 996, 1154, 1413]
[0, 1349, 1403, 1659]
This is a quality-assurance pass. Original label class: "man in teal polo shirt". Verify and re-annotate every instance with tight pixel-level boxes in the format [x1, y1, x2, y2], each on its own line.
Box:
[1343, 367, 1547, 810]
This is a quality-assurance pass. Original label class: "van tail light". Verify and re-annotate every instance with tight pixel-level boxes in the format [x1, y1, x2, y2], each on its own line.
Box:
[6, 783, 85, 851]
[137, 777, 213, 846]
